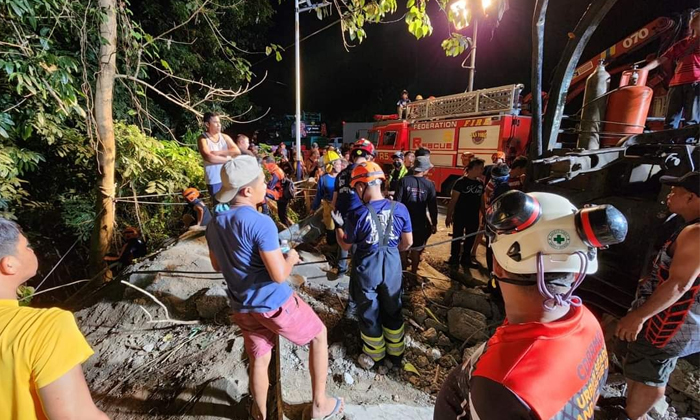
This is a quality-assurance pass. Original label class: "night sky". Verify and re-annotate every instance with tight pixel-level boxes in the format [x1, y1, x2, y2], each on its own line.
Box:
[244, 0, 698, 135]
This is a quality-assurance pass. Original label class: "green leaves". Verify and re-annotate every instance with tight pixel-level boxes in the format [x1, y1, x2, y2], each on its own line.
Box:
[441, 32, 471, 57]
[405, 2, 433, 40]
[265, 43, 284, 62]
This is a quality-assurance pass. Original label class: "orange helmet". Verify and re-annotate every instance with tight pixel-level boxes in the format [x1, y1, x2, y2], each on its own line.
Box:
[123, 226, 140, 239]
[350, 162, 385, 188]
[351, 138, 375, 158]
[492, 151, 506, 163]
[183, 188, 199, 200]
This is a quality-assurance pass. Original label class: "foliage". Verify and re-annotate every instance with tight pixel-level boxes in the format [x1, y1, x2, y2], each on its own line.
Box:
[16, 285, 35, 307]
[333, 0, 508, 56]
[115, 123, 204, 195]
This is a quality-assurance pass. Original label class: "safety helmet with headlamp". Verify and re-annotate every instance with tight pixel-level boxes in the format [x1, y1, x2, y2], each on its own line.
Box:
[486, 191, 627, 275]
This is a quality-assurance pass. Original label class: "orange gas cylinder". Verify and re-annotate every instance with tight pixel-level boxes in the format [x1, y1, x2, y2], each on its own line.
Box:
[601, 68, 653, 147]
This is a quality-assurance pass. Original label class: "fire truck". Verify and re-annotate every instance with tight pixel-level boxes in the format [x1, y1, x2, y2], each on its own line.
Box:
[368, 16, 677, 195]
[370, 84, 530, 195]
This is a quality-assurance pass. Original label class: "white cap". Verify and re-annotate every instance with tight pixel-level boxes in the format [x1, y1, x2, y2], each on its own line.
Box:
[216, 155, 262, 203]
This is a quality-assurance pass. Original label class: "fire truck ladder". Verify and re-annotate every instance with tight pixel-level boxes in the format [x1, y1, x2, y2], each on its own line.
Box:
[406, 84, 524, 121]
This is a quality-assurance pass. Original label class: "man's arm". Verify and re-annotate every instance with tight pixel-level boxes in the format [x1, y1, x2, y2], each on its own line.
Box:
[446, 190, 460, 228]
[641, 56, 669, 72]
[194, 205, 205, 226]
[336, 226, 353, 251]
[222, 134, 242, 157]
[428, 183, 438, 230]
[616, 225, 700, 342]
[331, 191, 339, 210]
[399, 231, 413, 252]
[197, 136, 231, 164]
[39, 364, 109, 420]
[260, 249, 300, 283]
[209, 249, 221, 272]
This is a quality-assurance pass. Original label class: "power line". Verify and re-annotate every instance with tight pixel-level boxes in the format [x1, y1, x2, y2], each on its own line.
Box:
[253, 19, 341, 67]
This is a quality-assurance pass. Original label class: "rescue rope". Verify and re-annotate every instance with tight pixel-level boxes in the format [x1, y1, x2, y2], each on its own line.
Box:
[295, 230, 485, 266]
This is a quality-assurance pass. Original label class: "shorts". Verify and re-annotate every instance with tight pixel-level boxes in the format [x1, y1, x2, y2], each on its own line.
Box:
[412, 225, 431, 248]
[232, 292, 325, 359]
[623, 336, 678, 387]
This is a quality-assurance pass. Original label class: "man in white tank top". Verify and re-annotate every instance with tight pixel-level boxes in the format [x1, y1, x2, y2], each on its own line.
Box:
[197, 112, 240, 203]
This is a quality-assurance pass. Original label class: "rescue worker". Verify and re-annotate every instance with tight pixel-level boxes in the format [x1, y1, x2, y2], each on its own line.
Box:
[388, 151, 408, 197]
[263, 156, 285, 219]
[641, 11, 700, 128]
[616, 172, 700, 420]
[196, 112, 241, 203]
[275, 142, 289, 160]
[182, 188, 212, 227]
[312, 150, 342, 247]
[333, 162, 413, 369]
[397, 89, 411, 119]
[104, 227, 147, 269]
[332, 139, 375, 277]
[435, 190, 628, 419]
[483, 151, 506, 186]
[395, 155, 438, 273]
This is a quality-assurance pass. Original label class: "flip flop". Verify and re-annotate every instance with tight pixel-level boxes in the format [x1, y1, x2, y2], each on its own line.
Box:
[302, 397, 344, 420]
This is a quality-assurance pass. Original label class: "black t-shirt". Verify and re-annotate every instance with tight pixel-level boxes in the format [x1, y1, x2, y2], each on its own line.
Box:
[394, 175, 438, 230]
[452, 177, 484, 219]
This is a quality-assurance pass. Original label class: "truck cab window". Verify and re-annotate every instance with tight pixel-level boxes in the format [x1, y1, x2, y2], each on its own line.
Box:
[382, 131, 397, 146]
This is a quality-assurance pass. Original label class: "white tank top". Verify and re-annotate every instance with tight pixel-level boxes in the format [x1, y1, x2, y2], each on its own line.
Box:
[202, 133, 229, 185]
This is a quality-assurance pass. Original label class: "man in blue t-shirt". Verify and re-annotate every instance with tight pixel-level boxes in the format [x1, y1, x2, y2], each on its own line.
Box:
[333, 161, 413, 369]
[206, 155, 343, 420]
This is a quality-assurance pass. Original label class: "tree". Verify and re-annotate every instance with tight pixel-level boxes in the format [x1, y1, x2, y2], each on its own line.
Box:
[330, 0, 509, 57]
[1, 0, 279, 278]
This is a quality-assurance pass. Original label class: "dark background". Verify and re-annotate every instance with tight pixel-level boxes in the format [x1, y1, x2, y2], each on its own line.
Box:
[243, 0, 699, 136]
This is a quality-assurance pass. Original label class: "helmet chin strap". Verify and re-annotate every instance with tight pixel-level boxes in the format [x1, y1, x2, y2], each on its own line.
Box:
[537, 251, 588, 311]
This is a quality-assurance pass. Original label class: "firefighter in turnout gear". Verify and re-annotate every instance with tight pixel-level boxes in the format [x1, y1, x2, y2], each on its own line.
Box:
[334, 162, 413, 368]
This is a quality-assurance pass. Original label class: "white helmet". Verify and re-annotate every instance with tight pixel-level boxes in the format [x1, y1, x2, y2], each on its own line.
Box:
[485, 191, 628, 308]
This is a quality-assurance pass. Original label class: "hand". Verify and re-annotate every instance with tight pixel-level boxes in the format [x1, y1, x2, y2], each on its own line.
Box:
[615, 312, 645, 342]
[431, 224, 437, 234]
[445, 215, 452, 228]
[285, 249, 300, 266]
[331, 210, 344, 228]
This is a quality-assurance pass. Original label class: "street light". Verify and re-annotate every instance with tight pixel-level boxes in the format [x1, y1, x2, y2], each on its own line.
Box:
[449, 0, 493, 91]
[294, 0, 330, 174]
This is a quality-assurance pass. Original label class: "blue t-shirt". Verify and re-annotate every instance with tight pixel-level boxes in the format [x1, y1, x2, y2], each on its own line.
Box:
[205, 205, 292, 313]
[312, 174, 337, 210]
[335, 164, 362, 218]
[344, 199, 413, 253]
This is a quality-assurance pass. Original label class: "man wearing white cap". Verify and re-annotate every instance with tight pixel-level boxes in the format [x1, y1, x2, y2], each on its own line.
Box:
[205, 155, 343, 420]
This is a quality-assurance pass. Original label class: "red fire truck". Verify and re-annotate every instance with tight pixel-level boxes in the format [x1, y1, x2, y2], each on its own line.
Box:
[369, 84, 531, 194]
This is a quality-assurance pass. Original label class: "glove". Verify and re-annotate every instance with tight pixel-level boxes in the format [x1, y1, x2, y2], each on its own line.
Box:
[331, 210, 344, 228]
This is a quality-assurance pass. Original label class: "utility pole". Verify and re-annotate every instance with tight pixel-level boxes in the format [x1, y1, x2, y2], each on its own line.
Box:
[295, 0, 330, 165]
[467, 19, 478, 92]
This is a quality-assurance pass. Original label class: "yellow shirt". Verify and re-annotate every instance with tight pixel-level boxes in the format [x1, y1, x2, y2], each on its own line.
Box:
[0, 300, 94, 420]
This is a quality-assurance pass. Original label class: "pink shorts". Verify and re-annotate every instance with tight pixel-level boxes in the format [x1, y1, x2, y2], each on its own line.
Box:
[232, 292, 325, 359]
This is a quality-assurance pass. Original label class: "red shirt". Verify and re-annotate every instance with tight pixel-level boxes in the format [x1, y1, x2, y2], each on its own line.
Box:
[662, 36, 700, 87]
[466, 305, 608, 419]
